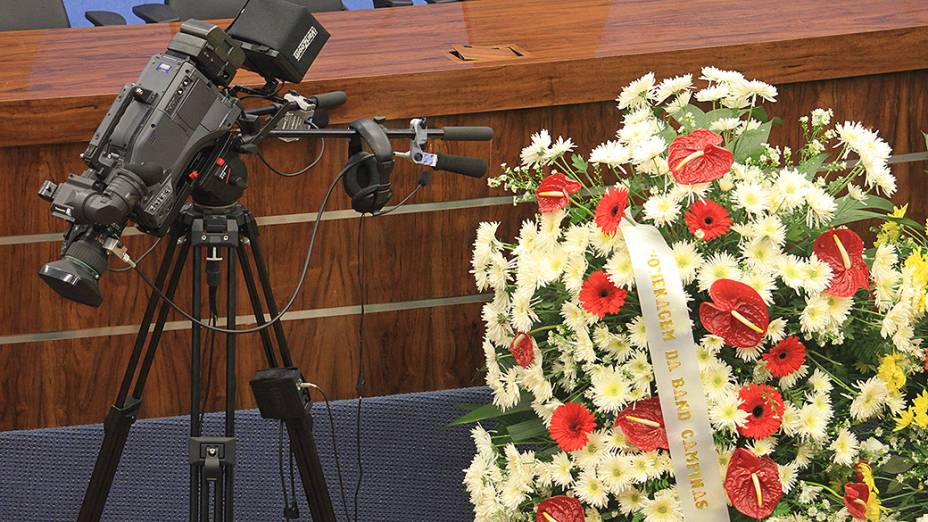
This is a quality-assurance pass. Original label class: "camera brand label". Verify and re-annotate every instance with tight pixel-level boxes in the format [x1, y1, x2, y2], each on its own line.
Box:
[293, 26, 319, 61]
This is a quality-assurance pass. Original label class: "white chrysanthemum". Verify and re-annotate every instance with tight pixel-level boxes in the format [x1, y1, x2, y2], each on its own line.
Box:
[765, 318, 787, 343]
[850, 377, 888, 420]
[805, 185, 837, 227]
[701, 66, 745, 84]
[731, 78, 778, 103]
[831, 427, 860, 466]
[807, 368, 833, 395]
[650, 74, 693, 104]
[481, 294, 512, 346]
[671, 240, 702, 285]
[640, 488, 683, 522]
[749, 436, 777, 456]
[779, 402, 801, 437]
[797, 403, 828, 441]
[520, 129, 551, 167]
[618, 119, 662, 146]
[701, 334, 724, 353]
[824, 294, 853, 326]
[599, 454, 634, 494]
[777, 254, 806, 290]
[563, 258, 587, 294]
[631, 135, 666, 166]
[709, 117, 741, 132]
[774, 168, 810, 211]
[605, 249, 636, 289]
[627, 352, 654, 388]
[801, 255, 833, 294]
[561, 300, 590, 333]
[665, 91, 691, 115]
[617, 487, 645, 515]
[733, 181, 770, 214]
[811, 108, 833, 127]
[549, 451, 574, 487]
[709, 393, 749, 434]
[617, 72, 656, 110]
[800, 295, 830, 334]
[695, 84, 730, 103]
[510, 287, 538, 332]
[589, 140, 631, 167]
[590, 366, 631, 413]
[697, 251, 741, 292]
[628, 316, 649, 349]
[701, 362, 736, 401]
[742, 270, 776, 305]
[491, 367, 522, 410]
[778, 462, 799, 494]
[544, 136, 575, 163]
[573, 470, 609, 508]
[643, 193, 680, 227]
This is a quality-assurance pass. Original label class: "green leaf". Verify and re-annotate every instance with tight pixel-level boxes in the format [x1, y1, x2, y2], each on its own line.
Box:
[885, 480, 903, 495]
[879, 455, 915, 474]
[700, 108, 738, 128]
[732, 121, 773, 162]
[748, 106, 770, 123]
[507, 417, 548, 442]
[798, 153, 829, 177]
[450, 392, 533, 426]
[571, 153, 588, 174]
[671, 104, 706, 131]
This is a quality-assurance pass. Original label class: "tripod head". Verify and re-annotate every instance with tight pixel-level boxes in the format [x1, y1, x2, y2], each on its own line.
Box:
[36, 7, 493, 308]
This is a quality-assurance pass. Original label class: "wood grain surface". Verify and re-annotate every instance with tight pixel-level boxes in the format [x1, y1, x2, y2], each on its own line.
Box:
[1, 0, 928, 146]
[1, 1, 927, 430]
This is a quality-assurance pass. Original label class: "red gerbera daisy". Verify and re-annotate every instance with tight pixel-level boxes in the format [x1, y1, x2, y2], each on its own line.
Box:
[594, 188, 630, 235]
[667, 128, 733, 185]
[737, 384, 784, 439]
[762, 336, 806, 377]
[812, 228, 870, 297]
[579, 271, 628, 318]
[549, 402, 597, 452]
[684, 199, 732, 240]
[699, 279, 769, 348]
[536, 496, 585, 522]
[536, 172, 582, 214]
[844, 482, 870, 520]
[724, 447, 783, 519]
[509, 332, 536, 368]
[613, 397, 668, 451]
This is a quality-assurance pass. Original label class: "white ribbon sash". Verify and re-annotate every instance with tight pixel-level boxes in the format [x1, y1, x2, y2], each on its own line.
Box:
[620, 219, 730, 521]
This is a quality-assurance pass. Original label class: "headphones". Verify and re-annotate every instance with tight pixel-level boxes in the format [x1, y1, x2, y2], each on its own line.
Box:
[342, 118, 394, 214]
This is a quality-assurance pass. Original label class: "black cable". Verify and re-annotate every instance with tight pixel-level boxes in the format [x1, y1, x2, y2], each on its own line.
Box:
[133, 164, 353, 334]
[306, 383, 352, 522]
[110, 236, 162, 272]
[258, 133, 325, 178]
[278, 421, 290, 518]
[353, 216, 366, 522]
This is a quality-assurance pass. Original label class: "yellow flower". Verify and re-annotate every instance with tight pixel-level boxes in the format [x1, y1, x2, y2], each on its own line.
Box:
[854, 461, 881, 521]
[876, 205, 907, 246]
[894, 408, 914, 431]
[905, 249, 928, 290]
[877, 354, 906, 394]
[914, 391, 928, 428]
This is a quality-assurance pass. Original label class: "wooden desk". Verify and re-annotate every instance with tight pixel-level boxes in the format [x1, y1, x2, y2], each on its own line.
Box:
[1, 0, 926, 430]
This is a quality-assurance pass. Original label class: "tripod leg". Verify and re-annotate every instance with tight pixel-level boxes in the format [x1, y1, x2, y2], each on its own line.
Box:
[77, 236, 188, 522]
[286, 413, 339, 522]
[224, 246, 236, 522]
[191, 244, 203, 522]
[236, 246, 278, 367]
[243, 216, 293, 367]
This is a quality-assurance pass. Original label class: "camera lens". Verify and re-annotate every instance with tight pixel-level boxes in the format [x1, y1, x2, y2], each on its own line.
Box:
[38, 239, 108, 307]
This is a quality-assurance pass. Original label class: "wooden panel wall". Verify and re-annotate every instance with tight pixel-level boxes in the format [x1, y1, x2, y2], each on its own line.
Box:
[1, 70, 926, 431]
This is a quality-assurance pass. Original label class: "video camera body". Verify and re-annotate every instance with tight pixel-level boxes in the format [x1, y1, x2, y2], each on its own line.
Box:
[37, 1, 330, 306]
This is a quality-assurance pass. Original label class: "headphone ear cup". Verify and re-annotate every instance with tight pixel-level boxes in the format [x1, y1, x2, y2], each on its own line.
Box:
[343, 152, 386, 214]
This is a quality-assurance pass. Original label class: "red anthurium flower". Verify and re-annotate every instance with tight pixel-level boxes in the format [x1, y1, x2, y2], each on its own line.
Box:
[762, 336, 806, 378]
[594, 188, 630, 235]
[579, 271, 628, 318]
[536, 172, 582, 214]
[737, 384, 784, 439]
[549, 402, 596, 452]
[813, 228, 870, 297]
[844, 482, 870, 520]
[667, 129, 733, 185]
[613, 397, 668, 451]
[509, 332, 536, 368]
[699, 279, 769, 348]
[684, 199, 732, 240]
[536, 496, 585, 522]
[724, 448, 783, 519]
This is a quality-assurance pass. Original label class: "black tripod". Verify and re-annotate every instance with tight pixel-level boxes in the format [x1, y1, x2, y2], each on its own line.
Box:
[77, 202, 336, 522]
